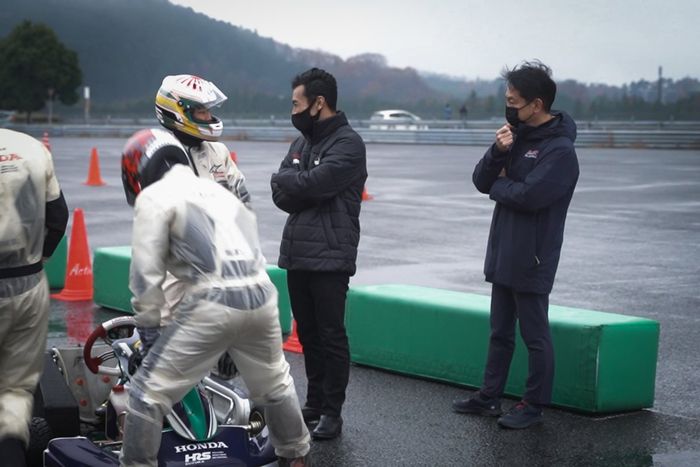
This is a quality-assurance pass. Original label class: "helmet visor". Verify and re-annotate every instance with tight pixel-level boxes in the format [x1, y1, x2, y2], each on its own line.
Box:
[188, 104, 220, 124]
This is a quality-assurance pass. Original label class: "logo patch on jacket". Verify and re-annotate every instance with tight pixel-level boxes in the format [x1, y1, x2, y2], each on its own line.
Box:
[524, 149, 539, 159]
[209, 163, 226, 182]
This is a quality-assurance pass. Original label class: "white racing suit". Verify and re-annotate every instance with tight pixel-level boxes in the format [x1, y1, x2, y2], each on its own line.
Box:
[120, 165, 309, 466]
[186, 141, 250, 208]
[0, 129, 68, 446]
[161, 140, 250, 324]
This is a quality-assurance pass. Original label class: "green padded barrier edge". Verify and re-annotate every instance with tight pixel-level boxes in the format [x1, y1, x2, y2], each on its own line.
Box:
[92, 246, 292, 334]
[346, 284, 659, 413]
[93, 246, 132, 313]
[44, 235, 68, 289]
[265, 266, 292, 334]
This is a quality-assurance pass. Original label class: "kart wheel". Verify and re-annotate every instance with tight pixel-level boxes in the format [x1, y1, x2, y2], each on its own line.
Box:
[27, 417, 53, 467]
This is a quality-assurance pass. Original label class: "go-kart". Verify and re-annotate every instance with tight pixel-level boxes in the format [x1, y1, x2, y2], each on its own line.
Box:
[38, 316, 278, 466]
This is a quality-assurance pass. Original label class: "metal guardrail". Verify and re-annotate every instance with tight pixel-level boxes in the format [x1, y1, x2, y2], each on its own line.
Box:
[5, 123, 700, 149]
[32, 117, 700, 132]
[357, 128, 700, 149]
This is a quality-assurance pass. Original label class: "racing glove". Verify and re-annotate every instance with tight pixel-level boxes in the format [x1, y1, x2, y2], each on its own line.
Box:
[137, 326, 161, 353]
[128, 327, 161, 375]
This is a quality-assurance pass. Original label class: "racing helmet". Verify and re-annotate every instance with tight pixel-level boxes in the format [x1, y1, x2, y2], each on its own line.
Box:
[121, 128, 190, 206]
[155, 74, 227, 141]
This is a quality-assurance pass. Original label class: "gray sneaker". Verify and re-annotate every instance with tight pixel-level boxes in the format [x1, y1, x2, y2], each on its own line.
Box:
[497, 401, 543, 429]
[452, 392, 502, 416]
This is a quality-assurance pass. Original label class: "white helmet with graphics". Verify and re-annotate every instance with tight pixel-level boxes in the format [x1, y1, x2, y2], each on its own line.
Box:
[155, 75, 227, 141]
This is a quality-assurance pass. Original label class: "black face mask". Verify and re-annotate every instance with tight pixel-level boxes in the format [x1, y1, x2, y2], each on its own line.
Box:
[291, 100, 320, 137]
[505, 102, 530, 127]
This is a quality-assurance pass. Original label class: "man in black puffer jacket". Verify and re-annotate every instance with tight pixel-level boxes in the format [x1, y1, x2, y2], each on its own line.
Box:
[271, 68, 367, 441]
[453, 61, 579, 430]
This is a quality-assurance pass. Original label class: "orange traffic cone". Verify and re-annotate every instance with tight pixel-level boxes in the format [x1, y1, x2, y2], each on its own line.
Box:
[42, 132, 51, 151]
[283, 320, 303, 353]
[52, 208, 94, 301]
[84, 147, 106, 186]
[230, 151, 238, 164]
[362, 186, 373, 201]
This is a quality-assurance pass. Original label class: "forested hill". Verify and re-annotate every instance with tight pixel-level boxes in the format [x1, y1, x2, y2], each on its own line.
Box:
[3, 0, 699, 119]
[0, 0, 443, 116]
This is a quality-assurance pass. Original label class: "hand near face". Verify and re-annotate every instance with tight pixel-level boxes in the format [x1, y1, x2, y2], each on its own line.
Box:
[495, 124, 514, 152]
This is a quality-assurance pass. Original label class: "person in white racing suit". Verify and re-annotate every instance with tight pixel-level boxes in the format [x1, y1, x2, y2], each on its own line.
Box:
[155, 74, 249, 206]
[119, 129, 310, 467]
[154, 74, 251, 331]
[0, 129, 68, 466]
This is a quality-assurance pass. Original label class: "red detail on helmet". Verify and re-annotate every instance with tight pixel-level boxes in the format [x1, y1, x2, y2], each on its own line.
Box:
[178, 75, 203, 91]
[122, 149, 142, 196]
[121, 129, 157, 200]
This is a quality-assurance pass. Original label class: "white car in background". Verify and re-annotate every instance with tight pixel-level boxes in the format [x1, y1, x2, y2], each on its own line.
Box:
[0, 110, 15, 123]
[369, 109, 428, 130]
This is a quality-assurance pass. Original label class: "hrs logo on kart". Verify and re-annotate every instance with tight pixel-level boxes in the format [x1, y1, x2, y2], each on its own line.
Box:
[176, 442, 229, 465]
[185, 451, 211, 464]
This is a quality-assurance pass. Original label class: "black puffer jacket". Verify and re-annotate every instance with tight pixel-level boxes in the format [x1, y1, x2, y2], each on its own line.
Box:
[472, 111, 579, 294]
[271, 112, 367, 275]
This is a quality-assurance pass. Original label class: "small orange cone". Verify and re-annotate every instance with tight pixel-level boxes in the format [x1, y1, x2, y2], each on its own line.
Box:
[42, 132, 51, 151]
[84, 147, 106, 186]
[362, 186, 373, 201]
[283, 320, 303, 353]
[52, 208, 94, 301]
[230, 151, 238, 164]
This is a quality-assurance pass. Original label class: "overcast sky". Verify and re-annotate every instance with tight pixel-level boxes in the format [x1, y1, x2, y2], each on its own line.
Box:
[169, 0, 699, 86]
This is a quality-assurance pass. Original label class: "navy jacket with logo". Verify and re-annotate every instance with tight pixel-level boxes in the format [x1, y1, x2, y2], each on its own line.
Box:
[472, 111, 579, 294]
[271, 112, 367, 275]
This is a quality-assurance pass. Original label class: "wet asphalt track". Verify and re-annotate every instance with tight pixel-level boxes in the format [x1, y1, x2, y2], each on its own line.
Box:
[44, 135, 700, 466]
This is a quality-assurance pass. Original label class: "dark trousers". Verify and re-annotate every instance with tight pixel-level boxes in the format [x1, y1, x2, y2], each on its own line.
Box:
[287, 270, 350, 417]
[481, 283, 554, 406]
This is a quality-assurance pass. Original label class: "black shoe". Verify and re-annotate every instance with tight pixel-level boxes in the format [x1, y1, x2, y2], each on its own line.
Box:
[497, 401, 543, 429]
[301, 406, 322, 424]
[311, 414, 342, 440]
[452, 392, 502, 416]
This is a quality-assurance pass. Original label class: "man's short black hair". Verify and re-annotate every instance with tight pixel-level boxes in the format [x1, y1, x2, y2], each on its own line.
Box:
[292, 67, 338, 110]
[502, 60, 557, 111]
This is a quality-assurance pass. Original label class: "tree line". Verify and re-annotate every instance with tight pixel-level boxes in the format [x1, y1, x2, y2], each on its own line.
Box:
[1, 21, 698, 122]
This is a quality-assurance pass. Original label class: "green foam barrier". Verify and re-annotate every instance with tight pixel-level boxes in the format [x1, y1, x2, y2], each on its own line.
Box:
[44, 235, 68, 289]
[265, 265, 292, 334]
[92, 246, 292, 333]
[93, 246, 132, 313]
[346, 284, 659, 413]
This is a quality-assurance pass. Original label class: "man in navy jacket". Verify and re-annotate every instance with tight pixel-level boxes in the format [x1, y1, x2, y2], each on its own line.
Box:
[271, 68, 367, 441]
[453, 61, 579, 429]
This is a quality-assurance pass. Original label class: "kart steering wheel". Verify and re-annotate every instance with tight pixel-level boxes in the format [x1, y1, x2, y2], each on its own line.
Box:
[83, 316, 137, 375]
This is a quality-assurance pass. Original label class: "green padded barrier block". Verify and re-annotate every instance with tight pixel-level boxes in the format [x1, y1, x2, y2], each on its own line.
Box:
[265, 265, 292, 335]
[92, 246, 293, 333]
[44, 235, 68, 289]
[93, 246, 132, 313]
[345, 284, 659, 413]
